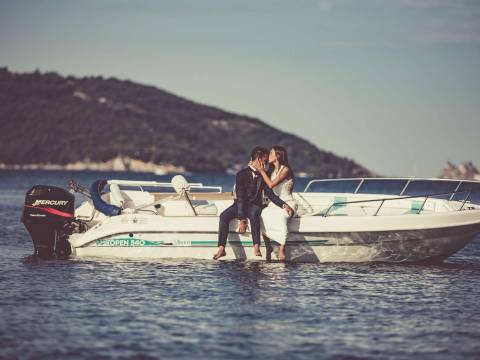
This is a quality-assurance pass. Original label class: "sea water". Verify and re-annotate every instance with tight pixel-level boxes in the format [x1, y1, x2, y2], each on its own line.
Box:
[1, 170, 479, 360]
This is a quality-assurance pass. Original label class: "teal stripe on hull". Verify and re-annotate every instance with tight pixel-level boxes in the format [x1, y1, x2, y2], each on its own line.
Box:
[91, 237, 330, 248]
[192, 240, 254, 246]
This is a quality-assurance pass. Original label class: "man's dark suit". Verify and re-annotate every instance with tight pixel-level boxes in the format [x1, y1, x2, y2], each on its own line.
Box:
[217, 166, 286, 247]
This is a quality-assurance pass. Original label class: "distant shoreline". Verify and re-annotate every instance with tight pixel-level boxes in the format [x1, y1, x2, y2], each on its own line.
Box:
[0, 156, 186, 174]
[0, 158, 314, 178]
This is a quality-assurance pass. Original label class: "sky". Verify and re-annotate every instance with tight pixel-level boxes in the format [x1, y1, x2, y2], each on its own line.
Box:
[1, 0, 479, 177]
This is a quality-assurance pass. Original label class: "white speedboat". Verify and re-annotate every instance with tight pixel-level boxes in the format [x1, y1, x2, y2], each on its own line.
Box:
[22, 176, 480, 263]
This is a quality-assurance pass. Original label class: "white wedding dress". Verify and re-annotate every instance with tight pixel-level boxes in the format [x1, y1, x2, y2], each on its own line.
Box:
[261, 166, 297, 245]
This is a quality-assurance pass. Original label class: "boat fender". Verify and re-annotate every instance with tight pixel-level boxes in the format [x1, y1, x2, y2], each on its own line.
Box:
[90, 180, 122, 216]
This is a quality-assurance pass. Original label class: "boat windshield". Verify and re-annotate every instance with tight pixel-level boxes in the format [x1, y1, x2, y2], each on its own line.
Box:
[452, 182, 480, 204]
[304, 179, 361, 193]
[304, 178, 480, 205]
[356, 179, 407, 195]
[402, 180, 459, 200]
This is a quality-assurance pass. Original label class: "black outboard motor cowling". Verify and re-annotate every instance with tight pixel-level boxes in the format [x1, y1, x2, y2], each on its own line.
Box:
[22, 185, 75, 259]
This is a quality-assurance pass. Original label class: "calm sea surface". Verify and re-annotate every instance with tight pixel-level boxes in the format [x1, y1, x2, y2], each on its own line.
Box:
[1, 170, 480, 360]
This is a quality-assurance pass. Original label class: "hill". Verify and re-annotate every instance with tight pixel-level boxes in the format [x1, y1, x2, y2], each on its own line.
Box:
[0, 67, 372, 177]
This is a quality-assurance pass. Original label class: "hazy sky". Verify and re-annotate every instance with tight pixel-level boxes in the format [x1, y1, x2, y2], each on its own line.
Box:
[1, 0, 479, 176]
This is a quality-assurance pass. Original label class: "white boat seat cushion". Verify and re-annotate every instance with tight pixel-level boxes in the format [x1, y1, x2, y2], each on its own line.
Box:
[194, 202, 218, 215]
[161, 200, 218, 216]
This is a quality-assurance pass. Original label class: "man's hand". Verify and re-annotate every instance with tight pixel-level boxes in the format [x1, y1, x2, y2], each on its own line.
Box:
[283, 204, 294, 217]
[238, 219, 248, 234]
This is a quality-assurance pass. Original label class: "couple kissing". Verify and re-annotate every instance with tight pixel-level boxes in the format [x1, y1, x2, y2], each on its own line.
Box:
[213, 146, 297, 261]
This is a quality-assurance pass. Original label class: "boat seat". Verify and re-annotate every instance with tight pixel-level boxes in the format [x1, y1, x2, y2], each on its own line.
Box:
[407, 200, 424, 214]
[294, 194, 314, 216]
[311, 196, 348, 216]
[331, 196, 347, 211]
[193, 201, 218, 215]
[160, 200, 218, 216]
[169, 175, 218, 215]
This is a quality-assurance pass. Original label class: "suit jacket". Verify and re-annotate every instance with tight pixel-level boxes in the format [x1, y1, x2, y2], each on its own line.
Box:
[234, 167, 285, 220]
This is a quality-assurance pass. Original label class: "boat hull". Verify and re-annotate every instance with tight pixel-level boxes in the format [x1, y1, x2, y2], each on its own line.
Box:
[71, 222, 480, 263]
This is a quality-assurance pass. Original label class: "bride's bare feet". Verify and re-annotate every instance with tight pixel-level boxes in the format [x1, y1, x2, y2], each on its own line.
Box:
[253, 244, 262, 257]
[213, 246, 226, 260]
[278, 245, 286, 261]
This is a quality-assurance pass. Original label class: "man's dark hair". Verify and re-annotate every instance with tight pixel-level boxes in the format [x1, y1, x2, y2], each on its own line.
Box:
[250, 146, 269, 160]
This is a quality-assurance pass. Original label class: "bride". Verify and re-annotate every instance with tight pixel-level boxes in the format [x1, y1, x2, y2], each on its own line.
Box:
[252, 145, 296, 261]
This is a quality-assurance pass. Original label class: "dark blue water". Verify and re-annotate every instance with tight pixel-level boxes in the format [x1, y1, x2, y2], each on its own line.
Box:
[1, 170, 480, 360]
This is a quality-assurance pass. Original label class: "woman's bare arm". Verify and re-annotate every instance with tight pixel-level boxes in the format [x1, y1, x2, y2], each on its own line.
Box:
[258, 166, 290, 189]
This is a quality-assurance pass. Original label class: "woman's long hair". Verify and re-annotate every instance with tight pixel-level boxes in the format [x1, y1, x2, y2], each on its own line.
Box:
[271, 145, 294, 181]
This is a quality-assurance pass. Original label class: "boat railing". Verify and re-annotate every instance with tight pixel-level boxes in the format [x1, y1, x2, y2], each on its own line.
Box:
[322, 187, 480, 217]
[107, 180, 223, 193]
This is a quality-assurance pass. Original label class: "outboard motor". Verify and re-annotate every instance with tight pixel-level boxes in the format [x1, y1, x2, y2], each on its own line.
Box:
[21, 185, 75, 259]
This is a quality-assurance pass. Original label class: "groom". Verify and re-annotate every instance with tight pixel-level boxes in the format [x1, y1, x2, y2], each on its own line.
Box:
[213, 146, 294, 260]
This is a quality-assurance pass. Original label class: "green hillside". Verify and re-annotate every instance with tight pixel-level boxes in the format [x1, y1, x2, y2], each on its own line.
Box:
[0, 67, 372, 177]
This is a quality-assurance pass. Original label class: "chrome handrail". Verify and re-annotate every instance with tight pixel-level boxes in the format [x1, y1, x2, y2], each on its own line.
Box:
[107, 180, 222, 193]
[322, 188, 479, 217]
[108, 180, 203, 187]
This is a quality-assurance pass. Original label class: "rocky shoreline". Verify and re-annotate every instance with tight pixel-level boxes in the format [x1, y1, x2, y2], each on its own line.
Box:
[439, 161, 480, 181]
[3, 159, 479, 181]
